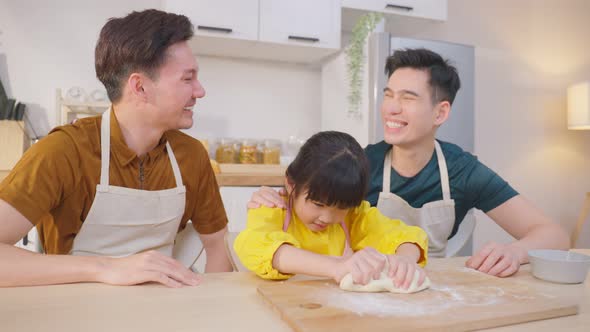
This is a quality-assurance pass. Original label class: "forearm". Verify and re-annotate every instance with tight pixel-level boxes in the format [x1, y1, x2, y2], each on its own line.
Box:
[395, 242, 421, 263]
[0, 243, 102, 287]
[272, 244, 341, 279]
[201, 227, 233, 273]
[512, 223, 570, 263]
[204, 247, 233, 273]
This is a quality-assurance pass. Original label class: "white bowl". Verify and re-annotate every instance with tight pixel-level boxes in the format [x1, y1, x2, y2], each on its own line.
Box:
[528, 249, 590, 284]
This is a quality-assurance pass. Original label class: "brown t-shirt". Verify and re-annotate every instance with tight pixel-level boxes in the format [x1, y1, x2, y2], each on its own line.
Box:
[0, 111, 228, 254]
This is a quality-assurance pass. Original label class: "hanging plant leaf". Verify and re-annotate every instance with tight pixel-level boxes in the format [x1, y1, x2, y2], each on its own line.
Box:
[345, 13, 383, 118]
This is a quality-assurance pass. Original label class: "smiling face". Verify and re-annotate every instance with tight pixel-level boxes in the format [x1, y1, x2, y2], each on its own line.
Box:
[142, 41, 205, 131]
[290, 189, 350, 232]
[381, 67, 449, 148]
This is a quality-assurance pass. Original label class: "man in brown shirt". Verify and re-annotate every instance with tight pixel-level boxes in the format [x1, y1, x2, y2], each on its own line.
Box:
[0, 9, 232, 287]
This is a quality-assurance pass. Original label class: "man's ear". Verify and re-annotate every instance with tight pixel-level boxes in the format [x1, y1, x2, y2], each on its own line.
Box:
[128, 73, 147, 100]
[434, 101, 451, 126]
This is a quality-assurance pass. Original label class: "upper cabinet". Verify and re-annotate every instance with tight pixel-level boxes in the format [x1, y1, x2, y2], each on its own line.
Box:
[341, 0, 447, 21]
[166, 0, 259, 41]
[259, 0, 340, 50]
[164, 0, 341, 64]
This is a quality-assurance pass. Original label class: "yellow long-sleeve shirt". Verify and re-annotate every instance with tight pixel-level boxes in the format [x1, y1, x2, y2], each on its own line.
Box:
[234, 200, 428, 280]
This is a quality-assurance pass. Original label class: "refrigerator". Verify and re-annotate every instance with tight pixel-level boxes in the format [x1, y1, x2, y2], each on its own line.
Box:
[320, 33, 475, 256]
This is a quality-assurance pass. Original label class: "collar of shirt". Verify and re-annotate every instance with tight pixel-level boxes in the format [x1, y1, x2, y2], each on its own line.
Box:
[109, 110, 169, 167]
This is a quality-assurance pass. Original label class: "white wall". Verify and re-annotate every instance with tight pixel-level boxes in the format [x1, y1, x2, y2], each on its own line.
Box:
[370, 0, 590, 249]
[184, 56, 320, 146]
[0, 0, 321, 144]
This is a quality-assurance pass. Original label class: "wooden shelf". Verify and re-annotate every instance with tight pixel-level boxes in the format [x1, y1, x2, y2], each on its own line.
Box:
[56, 88, 109, 125]
[216, 173, 284, 186]
[215, 164, 286, 186]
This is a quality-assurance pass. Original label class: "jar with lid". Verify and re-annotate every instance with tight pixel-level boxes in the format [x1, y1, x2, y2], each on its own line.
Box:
[215, 138, 236, 164]
[262, 139, 281, 164]
[239, 139, 258, 164]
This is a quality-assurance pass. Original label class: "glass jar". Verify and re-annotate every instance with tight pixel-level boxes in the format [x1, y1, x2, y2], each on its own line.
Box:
[215, 138, 236, 164]
[239, 139, 258, 164]
[262, 139, 281, 165]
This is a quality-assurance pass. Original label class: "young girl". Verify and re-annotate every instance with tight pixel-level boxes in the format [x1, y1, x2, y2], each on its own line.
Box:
[234, 131, 428, 290]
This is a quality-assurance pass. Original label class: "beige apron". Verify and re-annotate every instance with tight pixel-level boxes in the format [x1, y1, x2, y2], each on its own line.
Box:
[70, 108, 199, 267]
[377, 141, 459, 257]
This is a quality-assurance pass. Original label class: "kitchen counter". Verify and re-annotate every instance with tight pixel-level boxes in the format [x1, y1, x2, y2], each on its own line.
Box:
[0, 250, 588, 332]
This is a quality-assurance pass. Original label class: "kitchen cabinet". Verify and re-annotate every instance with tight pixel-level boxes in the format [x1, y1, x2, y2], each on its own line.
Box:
[259, 0, 340, 50]
[342, 0, 447, 21]
[219, 186, 282, 232]
[164, 0, 258, 42]
[163, 0, 341, 64]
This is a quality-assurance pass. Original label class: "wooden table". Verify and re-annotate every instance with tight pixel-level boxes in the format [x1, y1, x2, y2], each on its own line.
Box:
[1, 251, 588, 332]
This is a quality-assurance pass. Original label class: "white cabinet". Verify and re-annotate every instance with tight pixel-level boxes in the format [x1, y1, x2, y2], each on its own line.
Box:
[163, 0, 341, 63]
[259, 0, 340, 50]
[342, 0, 447, 21]
[220, 186, 282, 232]
[165, 0, 258, 41]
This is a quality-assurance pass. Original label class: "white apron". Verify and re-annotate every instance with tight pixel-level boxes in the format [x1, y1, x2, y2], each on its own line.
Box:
[70, 108, 199, 267]
[376, 141, 460, 257]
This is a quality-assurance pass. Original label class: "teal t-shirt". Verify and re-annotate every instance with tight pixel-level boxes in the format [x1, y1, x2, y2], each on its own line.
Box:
[365, 140, 518, 239]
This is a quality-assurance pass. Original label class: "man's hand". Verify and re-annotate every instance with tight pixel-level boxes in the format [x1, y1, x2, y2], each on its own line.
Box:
[465, 241, 527, 277]
[96, 250, 202, 288]
[334, 247, 387, 285]
[246, 186, 287, 209]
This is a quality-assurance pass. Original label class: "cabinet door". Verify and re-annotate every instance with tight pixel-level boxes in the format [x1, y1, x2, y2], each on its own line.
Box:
[164, 0, 259, 41]
[259, 0, 340, 49]
[342, 0, 447, 21]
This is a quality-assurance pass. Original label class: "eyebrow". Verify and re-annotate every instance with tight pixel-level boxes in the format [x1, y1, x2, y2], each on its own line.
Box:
[183, 68, 197, 75]
[383, 87, 419, 97]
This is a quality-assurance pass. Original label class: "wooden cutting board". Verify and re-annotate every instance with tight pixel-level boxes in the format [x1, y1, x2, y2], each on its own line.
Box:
[257, 265, 580, 332]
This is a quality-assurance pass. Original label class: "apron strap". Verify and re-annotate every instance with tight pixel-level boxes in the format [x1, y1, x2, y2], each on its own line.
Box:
[382, 142, 451, 200]
[99, 108, 184, 189]
[165, 142, 184, 188]
[282, 198, 352, 256]
[382, 148, 393, 194]
[434, 141, 451, 201]
[99, 108, 112, 188]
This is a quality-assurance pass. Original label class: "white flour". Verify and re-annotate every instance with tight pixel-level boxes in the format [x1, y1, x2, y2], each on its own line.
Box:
[311, 271, 552, 317]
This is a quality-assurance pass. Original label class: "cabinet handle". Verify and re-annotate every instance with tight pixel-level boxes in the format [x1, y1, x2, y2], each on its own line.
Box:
[197, 25, 233, 34]
[288, 35, 320, 43]
[385, 4, 414, 11]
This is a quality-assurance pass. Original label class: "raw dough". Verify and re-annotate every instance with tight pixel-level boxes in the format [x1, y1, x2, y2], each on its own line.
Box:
[339, 270, 431, 294]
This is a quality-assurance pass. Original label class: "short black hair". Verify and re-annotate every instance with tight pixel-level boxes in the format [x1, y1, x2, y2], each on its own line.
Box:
[286, 131, 368, 209]
[385, 48, 461, 105]
[95, 9, 194, 103]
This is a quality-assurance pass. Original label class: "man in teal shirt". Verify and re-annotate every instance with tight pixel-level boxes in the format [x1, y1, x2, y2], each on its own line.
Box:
[365, 139, 518, 241]
[249, 48, 568, 278]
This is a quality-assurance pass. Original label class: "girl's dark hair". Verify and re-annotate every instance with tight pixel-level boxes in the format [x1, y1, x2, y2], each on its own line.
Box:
[286, 131, 369, 209]
[95, 9, 194, 103]
[385, 48, 461, 105]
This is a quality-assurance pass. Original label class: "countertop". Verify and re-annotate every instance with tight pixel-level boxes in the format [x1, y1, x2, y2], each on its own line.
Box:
[0, 250, 588, 332]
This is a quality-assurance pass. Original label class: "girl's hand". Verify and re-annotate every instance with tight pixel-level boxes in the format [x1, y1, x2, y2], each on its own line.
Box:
[385, 254, 426, 290]
[334, 247, 387, 285]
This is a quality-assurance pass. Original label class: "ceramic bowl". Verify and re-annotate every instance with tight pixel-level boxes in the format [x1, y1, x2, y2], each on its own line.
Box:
[528, 249, 590, 284]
